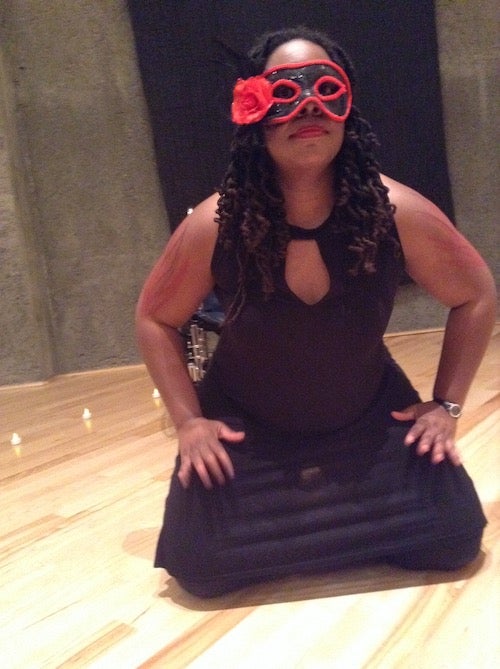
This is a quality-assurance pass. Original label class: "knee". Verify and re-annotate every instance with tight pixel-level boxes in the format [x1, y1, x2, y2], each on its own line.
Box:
[177, 576, 252, 598]
[388, 530, 484, 572]
[177, 578, 225, 598]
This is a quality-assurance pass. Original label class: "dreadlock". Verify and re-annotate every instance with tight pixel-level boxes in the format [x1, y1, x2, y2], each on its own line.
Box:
[216, 26, 399, 321]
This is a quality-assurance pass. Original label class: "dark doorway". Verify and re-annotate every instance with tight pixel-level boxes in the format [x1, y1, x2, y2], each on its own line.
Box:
[127, 1, 453, 230]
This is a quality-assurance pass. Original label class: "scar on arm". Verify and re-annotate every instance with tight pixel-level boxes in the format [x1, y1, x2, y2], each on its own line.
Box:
[409, 208, 489, 269]
[139, 225, 193, 317]
[434, 227, 488, 269]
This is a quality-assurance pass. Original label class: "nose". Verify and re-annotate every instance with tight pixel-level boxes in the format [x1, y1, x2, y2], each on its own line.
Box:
[297, 98, 323, 117]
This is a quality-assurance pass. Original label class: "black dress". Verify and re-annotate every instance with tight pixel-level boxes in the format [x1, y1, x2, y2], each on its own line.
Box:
[155, 215, 486, 593]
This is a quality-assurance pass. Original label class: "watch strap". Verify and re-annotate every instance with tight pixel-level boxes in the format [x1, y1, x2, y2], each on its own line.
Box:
[433, 397, 463, 418]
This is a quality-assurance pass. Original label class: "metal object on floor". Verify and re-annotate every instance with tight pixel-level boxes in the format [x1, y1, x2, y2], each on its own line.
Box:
[182, 294, 224, 383]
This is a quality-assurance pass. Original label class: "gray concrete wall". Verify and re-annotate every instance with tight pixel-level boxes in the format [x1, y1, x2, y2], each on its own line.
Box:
[0, 1, 168, 385]
[389, 0, 499, 331]
[436, 0, 499, 273]
[0, 1, 497, 384]
[0, 46, 54, 383]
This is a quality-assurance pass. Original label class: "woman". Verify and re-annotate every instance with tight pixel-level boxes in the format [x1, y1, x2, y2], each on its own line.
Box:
[135, 27, 496, 597]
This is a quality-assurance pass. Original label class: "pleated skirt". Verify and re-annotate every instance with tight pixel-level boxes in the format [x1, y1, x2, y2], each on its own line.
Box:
[155, 363, 486, 585]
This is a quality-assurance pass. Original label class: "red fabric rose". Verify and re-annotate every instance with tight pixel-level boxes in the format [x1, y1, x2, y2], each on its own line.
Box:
[231, 76, 274, 125]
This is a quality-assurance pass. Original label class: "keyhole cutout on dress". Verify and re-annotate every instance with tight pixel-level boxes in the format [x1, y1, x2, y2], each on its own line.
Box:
[285, 239, 330, 305]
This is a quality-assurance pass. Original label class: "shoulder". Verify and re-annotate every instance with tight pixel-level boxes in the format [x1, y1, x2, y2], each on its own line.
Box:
[171, 192, 220, 255]
[136, 193, 221, 325]
[381, 175, 451, 226]
[381, 174, 461, 268]
[380, 175, 492, 306]
[381, 174, 470, 254]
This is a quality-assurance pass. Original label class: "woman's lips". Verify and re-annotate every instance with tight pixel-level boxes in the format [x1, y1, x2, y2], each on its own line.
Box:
[290, 125, 328, 139]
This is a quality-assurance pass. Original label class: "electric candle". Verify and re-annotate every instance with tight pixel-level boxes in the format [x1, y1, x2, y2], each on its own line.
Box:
[10, 432, 22, 446]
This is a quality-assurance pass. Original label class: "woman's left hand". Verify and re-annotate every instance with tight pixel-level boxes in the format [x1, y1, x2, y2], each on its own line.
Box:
[391, 401, 462, 465]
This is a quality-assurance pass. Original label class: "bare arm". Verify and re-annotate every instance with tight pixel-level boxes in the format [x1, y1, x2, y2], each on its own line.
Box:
[135, 194, 244, 487]
[383, 176, 497, 462]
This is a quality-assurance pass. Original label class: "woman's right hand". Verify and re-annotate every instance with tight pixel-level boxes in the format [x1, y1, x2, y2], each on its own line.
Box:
[177, 417, 245, 489]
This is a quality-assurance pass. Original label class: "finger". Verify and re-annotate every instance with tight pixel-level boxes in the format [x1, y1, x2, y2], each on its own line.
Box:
[216, 446, 235, 480]
[430, 436, 446, 464]
[177, 459, 192, 489]
[219, 425, 246, 442]
[391, 409, 416, 422]
[192, 442, 234, 487]
[416, 436, 433, 455]
[204, 443, 235, 483]
[403, 422, 426, 446]
[445, 438, 462, 466]
[191, 456, 215, 489]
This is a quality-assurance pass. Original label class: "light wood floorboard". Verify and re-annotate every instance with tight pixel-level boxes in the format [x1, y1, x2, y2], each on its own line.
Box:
[1, 326, 498, 668]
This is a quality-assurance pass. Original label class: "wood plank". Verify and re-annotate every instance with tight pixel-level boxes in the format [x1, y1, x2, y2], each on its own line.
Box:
[0, 326, 498, 668]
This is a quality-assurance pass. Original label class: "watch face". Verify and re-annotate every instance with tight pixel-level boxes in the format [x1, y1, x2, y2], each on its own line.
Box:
[435, 398, 462, 418]
[444, 402, 462, 418]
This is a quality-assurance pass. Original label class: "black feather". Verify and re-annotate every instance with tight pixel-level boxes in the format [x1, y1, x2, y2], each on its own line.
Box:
[211, 37, 258, 79]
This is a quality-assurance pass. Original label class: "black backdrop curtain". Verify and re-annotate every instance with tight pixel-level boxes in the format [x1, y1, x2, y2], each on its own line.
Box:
[127, 0, 453, 230]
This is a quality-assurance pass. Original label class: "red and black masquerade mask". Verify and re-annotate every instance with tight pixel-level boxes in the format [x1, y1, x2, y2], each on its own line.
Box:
[232, 59, 352, 125]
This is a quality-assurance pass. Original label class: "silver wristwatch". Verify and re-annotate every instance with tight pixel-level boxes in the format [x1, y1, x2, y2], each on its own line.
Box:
[433, 397, 463, 418]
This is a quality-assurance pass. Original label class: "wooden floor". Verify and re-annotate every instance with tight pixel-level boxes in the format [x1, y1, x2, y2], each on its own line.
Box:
[1, 327, 498, 669]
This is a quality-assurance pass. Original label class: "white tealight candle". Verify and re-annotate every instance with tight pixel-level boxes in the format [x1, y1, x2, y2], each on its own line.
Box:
[10, 432, 22, 446]
[152, 388, 161, 399]
[82, 408, 92, 420]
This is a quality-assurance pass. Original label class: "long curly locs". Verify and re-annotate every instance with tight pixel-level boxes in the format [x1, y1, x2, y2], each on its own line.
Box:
[334, 106, 399, 275]
[216, 26, 400, 320]
[216, 126, 290, 321]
